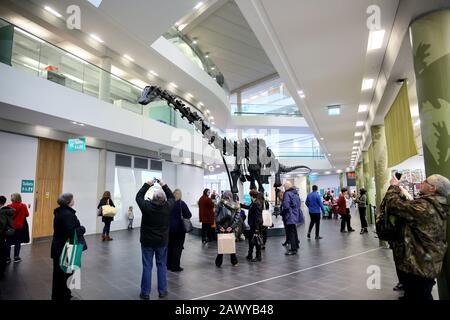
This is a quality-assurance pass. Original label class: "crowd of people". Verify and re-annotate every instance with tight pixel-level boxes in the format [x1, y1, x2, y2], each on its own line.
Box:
[1, 172, 449, 301]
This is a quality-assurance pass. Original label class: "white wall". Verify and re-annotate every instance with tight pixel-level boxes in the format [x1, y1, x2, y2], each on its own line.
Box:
[0, 132, 38, 239]
[309, 174, 340, 193]
[175, 164, 204, 224]
[62, 146, 100, 235]
[162, 161, 177, 188]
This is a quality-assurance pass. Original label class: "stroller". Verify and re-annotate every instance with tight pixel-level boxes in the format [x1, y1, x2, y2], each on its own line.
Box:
[322, 202, 333, 219]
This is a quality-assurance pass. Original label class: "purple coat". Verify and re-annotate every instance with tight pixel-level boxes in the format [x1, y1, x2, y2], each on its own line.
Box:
[281, 188, 304, 225]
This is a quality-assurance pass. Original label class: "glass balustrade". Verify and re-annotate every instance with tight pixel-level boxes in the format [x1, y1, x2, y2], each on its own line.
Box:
[164, 27, 230, 94]
[0, 18, 202, 132]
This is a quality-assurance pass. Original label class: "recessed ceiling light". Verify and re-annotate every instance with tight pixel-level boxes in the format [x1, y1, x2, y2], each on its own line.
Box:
[211, 121, 215, 125]
[90, 34, 104, 43]
[353, 146, 358, 150]
[199, 102, 204, 107]
[327, 105, 341, 116]
[205, 109, 210, 114]
[123, 54, 134, 62]
[324, 171, 331, 175]
[362, 78, 374, 90]
[205, 54, 209, 58]
[367, 29, 386, 51]
[186, 93, 193, 98]
[169, 82, 177, 88]
[192, 39, 198, 44]
[44, 6, 62, 18]
[215, 164, 220, 168]
[353, 140, 360, 144]
[356, 121, 364, 127]
[298, 90, 305, 98]
[150, 70, 158, 77]
[355, 132, 362, 137]
[194, 2, 203, 10]
[358, 104, 368, 113]
[320, 137, 324, 141]
[328, 153, 331, 156]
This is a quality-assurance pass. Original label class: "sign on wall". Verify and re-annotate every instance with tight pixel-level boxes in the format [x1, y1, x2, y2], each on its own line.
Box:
[68, 137, 86, 152]
[346, 172, 356, 187]
[21, 180, 34, 193]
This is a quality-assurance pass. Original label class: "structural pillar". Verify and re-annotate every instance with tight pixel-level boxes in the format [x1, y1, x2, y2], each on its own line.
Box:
[362, 151, 374, 224]
[371, 125, 390, 248]
[371, 125, 390, 211]
[306, 175, 311, 194]
[96, 148, 107, 234]
[99, 56, 112, 102]
[410, 9, 450, 299]
[339, 172, 345, 190]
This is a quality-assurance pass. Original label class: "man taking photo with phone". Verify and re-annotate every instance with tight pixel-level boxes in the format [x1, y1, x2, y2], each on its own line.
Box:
[136, 178, 175, 300]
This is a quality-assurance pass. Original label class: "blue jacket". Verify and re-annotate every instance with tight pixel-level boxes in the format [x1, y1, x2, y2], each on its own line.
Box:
[305, 191, 326, 215]
[169, 200, 192, 233]
[281, 188, 304, 225]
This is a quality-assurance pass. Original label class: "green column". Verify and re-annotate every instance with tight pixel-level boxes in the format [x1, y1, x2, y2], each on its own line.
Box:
[356, 161, 364, 190]
[371, 125, 390, 247]
[363, 151, 375, 224]
[339, 173, 345, 189]
[306, 175, 311, 193]
[411, 9, 450, 300]
[371, 125, 390, 210]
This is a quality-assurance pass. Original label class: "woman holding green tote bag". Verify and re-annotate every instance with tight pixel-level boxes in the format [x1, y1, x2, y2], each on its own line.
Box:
[51, 193, 87, 301]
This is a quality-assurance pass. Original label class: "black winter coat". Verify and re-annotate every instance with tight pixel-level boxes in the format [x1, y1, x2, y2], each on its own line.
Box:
[136, 183, 175, 248]
[0, 206, 14, 238]
[51, 205, 87, 260]
[215, 200, 242, 232]
[98, 198, 115, 222]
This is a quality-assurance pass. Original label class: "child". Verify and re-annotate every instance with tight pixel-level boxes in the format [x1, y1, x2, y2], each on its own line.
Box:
[127, 206, 134, 230]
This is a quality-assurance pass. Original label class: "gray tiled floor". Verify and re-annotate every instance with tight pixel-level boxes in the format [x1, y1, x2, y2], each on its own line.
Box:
[0, 209, 438, 300]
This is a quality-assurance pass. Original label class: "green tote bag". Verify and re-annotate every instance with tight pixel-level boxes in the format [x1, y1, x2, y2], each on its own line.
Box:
[59, 231, 83, 274]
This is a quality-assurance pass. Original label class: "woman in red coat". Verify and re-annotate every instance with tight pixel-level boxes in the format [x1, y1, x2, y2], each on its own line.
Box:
[198, 189, 215, 244]
[6, 193, 30, 263]
[337, 188, 354, 233]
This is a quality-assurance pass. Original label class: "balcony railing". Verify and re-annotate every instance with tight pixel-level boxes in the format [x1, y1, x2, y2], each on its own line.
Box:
[164, 26, 230, 94]
[0, 18, 204, 133]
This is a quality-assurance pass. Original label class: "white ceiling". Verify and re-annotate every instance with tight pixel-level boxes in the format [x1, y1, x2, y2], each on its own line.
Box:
[185, 0, 277, 91]
[237, 0, 400, 169]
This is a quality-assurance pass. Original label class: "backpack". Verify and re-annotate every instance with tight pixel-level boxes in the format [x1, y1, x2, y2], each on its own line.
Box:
[375, 196, 400, 242]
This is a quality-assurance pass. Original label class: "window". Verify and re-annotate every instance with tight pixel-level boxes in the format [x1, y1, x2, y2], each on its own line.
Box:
[115, 154, 132, 167]
[134, 157, 148, 169]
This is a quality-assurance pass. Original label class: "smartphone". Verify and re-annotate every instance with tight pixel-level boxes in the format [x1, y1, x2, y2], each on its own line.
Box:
[153, 177, 160, 183]
[395, 172, 402, 180]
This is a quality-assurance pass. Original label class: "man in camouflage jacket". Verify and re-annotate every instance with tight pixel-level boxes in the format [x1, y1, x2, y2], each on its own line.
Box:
[383, 174, 450, 300]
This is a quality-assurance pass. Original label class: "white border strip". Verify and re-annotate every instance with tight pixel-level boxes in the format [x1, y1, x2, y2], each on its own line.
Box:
[191, 247, 382, 300]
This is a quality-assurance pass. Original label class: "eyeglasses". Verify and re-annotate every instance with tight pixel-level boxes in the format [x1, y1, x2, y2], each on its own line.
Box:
[423, 179, 435, 188]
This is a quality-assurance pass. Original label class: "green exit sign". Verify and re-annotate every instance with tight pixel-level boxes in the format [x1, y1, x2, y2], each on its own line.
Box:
[68, 137, 86, 152]
[21, 180, 34, 193]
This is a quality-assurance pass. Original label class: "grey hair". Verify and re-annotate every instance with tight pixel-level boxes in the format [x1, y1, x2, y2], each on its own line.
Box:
[57, 193, 74, 206]
[428, 174, 450, 197]
[221, 190, 233, 201]
[152, 189, 167, 204]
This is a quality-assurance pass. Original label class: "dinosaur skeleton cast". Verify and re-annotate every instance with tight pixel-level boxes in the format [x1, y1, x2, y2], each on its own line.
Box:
[138, 85, 311, 214]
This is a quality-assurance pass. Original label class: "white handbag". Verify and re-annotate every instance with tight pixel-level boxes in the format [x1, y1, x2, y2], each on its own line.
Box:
[262, 210, 273, 227]
[217, 233, 236, 254]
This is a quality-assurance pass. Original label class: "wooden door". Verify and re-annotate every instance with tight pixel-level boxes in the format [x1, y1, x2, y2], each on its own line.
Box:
[33, 139, 65, 239]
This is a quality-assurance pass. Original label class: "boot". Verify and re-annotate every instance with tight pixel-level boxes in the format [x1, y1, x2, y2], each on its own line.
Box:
[101, 235, 106, 241]
[106, 235, 113, 241]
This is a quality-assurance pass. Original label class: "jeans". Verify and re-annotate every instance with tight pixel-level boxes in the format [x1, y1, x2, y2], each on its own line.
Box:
[340, 214, 352, 231]
[286, 224, 299, 251]
[398, 270, 435, 300]
[51, 258, 72, 300]
[358, 207, 368, 229]
[5, 236, 21, 258]
[215, 253, 238, 267]
[0, 236, 6, 275]
[167, 232, 186, 271]
[247, 228, 261, 259]
[201, 223, 213, 242]
[103, 220, 111, 236]
[127, 219, 133, 229]
[141, 245, 168, 296]
[308, 213, 321, 237]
